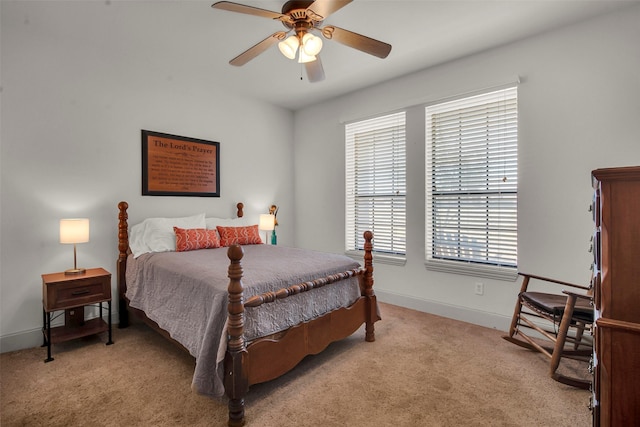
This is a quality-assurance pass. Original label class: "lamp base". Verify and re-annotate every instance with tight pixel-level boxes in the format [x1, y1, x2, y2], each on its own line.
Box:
[64, 267, 86, 275]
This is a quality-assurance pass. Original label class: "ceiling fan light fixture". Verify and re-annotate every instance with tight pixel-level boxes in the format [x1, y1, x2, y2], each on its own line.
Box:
[301, 33, 323, 56]
[278, 35, 299, 60]
[298, 48, 317, 64]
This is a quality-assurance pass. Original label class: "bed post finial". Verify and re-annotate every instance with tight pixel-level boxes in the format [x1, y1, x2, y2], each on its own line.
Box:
[117, 201, 130, 328]
[362, 230, 379, 342]
[225, 244, 248, 427]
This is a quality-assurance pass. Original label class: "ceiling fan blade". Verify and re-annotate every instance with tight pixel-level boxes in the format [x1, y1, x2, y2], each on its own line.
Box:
[212, 1, 289, 22]
[305, 56, 325, 83]
[306, 0, 352, 21]
[321, 25, 391, 59]
[229, 32, 287, 66]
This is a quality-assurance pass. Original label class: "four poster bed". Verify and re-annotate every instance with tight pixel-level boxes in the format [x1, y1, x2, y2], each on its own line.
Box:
[116, 201, 380, 426]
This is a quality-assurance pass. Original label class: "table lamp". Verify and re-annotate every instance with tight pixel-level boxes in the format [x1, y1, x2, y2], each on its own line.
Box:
[259, 214, 275, 244]
[60, 218, 90, 274]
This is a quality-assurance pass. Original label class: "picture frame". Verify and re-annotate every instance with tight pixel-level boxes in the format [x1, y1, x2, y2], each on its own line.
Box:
[142, 130, 220, 197]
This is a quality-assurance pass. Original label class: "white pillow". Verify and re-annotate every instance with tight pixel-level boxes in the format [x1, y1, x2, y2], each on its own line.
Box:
[130, 213, 206, 258]
[129, 220, 151, 258]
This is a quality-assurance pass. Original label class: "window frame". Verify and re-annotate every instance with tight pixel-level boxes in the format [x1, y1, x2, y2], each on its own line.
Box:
[345, 111, 407, 263]
[424, 87, 518, 281]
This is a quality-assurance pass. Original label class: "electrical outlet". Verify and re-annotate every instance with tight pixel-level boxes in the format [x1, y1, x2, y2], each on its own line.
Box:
[474, 282, 484, 295]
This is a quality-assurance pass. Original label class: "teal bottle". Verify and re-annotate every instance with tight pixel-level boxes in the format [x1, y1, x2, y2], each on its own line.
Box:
[271, 229, 277, 245]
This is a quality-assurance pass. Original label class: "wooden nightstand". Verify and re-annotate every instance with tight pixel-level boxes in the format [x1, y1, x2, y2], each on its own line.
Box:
[42, 267, 113, 362]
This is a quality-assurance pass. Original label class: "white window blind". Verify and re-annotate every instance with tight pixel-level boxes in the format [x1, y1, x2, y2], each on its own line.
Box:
[425, 87, 518, 276]
[346, 112, 406, 255]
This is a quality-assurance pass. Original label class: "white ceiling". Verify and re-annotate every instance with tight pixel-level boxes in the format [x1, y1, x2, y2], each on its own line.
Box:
[23, 0, 636, 111]
[202, 0, 634, 110]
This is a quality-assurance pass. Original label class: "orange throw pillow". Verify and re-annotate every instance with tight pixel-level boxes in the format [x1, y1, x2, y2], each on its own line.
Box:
[174, 227, 221, 252]
[216, 225, 263, 246]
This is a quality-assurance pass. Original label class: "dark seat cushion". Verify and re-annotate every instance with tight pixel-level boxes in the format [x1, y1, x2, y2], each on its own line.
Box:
[520, 291, 593, 323]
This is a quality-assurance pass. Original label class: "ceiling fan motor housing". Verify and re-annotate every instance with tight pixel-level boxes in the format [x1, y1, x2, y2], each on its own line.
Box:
[281, 0, 323, 31]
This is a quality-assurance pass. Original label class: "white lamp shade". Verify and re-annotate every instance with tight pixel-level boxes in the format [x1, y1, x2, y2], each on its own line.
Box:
[298, 48, 317, 64]
[259, 214, 275, 231]
[302, 33, 323, 56]
[278, 35, 299, 60]
[60, 218, 90, 244]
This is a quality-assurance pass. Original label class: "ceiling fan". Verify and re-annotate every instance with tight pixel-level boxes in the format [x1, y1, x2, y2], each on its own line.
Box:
[211, 0, 392, 83]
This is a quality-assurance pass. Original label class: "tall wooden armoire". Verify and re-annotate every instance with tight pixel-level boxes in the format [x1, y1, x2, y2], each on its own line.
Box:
[591, 166, 640, 426]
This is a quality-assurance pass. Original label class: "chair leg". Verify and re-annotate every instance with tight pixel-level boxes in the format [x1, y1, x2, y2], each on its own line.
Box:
[548, 292, 593, 392]
[506, 275, 531, 337]
[549, 293, 576, 376]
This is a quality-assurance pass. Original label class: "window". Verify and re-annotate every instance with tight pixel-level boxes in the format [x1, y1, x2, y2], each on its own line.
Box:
[346, 112, 406, 259]
[425, 87, 518, 279]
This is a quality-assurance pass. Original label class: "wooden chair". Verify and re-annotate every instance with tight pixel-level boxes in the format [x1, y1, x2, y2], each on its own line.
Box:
[503, 272, 593, 389]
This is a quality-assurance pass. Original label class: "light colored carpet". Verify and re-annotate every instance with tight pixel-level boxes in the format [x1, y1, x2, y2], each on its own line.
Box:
[0, 303, 591, 426]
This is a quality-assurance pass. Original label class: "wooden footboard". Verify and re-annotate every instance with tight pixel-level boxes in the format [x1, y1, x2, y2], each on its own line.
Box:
[116, 202, 379, 427]
[224, 231, 378, 427]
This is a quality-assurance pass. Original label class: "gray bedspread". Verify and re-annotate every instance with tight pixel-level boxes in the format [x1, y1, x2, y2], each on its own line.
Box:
[125, 244, 361, 398]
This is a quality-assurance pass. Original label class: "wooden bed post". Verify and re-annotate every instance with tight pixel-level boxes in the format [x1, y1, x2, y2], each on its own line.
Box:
[117, 201, 130, 328]
[224, 244, 249, 427]
[362, 230, 380, 342]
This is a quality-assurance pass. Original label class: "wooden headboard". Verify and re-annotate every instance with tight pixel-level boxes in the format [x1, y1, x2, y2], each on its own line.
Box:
[116, 201, 245, 327]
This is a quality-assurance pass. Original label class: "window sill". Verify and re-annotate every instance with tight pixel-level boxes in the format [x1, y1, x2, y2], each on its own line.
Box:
[424, 258, 517, 281]
[346, 250, 407, 266]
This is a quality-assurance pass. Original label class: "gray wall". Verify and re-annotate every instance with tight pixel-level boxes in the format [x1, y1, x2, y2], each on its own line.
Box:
[2, 2, 639, 351]
[1, 1, 294, 351]
[292, 5, 640, 328]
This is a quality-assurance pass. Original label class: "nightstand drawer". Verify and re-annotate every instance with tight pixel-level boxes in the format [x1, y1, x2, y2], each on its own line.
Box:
[42, 268, 111, 311]
[55, 281, 109, 308]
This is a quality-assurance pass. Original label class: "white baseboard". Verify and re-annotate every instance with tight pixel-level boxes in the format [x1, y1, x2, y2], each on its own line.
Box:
[375, 289, 512, 332]
[2, 295, 511, 353]
[0, 312, 119, 354]
[0, 327, 44, 354]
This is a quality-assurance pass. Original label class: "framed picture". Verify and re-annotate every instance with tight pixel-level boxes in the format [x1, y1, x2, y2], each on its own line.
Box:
[142, 130, 220, 197]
